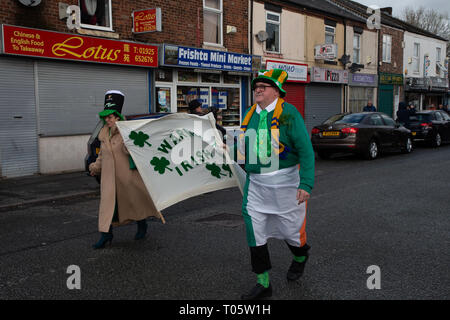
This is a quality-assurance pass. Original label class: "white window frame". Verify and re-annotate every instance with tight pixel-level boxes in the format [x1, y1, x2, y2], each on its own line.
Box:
[79, 0, 113, 32]
[203, 0, 223, 47]
[436, 47, 442, 76]
[325, 25, 335, 44]
[382, 34, 392, 63]
[413, 43, 420, 74]
[265, 11, 281, 54]
[353, 34, 361, 64]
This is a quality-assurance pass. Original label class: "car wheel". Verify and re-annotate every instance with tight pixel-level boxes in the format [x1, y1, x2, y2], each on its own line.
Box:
[432, 133, 442, 147]
[364, 140, 379, 160]
[317, 151, 332, 160]
[401, 137, 413, 154]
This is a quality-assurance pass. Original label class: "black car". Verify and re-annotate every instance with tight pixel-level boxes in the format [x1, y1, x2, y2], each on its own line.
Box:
[408, 111, 450, 147]
[311, 112, 413, 160]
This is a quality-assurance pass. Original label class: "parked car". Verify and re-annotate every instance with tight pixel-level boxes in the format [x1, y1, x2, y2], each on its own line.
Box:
[408, 110, 450, 147]
[311, 112, 413, 160]
[84, 113, 171, 182]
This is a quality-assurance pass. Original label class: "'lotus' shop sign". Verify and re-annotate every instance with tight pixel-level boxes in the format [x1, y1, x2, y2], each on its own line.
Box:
[161, 44, 259, 72]
[0, 24, 158, 68]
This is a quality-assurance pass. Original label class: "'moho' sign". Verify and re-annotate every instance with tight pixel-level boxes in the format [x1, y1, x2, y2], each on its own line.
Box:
[266, 60, 308, 83]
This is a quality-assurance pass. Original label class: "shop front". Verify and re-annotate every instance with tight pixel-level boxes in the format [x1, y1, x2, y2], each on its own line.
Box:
[405, 77, 449, 110]
[306, 67, 347, 133]
[348, 73, 377, 113]
[156, 44, 261, 129]
[266, 60, 309, 117]
[0, 24, 158, 177]
[378, 72, 404, 117]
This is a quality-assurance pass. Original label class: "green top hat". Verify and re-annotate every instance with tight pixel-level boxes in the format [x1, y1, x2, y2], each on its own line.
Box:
[98, 90, 125, 121]
[252, 69, 289, 98]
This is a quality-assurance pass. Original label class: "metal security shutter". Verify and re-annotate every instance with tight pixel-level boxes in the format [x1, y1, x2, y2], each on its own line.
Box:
[305, 84, 342, 133]
[284, 83, 305, 117]
[0, 57, 38, 177]
[37, 60, 149, 136]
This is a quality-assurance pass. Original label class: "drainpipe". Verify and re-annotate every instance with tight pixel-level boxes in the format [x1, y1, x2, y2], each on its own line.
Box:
[377, 27, 380, 111]
[250, 0, 253, 55]
[197, 8, 201, 48]
[343, 19, 347, 112]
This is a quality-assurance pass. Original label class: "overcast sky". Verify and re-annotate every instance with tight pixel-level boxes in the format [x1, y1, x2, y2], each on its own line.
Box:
[354, 0, 450, 18]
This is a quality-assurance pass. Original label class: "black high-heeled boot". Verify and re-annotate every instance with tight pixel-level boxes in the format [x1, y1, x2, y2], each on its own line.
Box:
[134, 219, 148, 240]
[93, 226, 113, 249]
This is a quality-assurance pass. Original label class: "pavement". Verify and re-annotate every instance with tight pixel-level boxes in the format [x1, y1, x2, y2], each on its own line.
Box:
[0, 171, 100, 211]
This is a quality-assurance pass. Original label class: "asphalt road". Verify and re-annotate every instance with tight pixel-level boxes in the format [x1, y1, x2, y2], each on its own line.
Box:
[1, 145, 449, 300]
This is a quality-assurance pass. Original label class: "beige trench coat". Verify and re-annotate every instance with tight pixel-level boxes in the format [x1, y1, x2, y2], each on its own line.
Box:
[89, 125, 165, 232]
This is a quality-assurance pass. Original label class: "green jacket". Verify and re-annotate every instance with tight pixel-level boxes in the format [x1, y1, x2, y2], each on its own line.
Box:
[239, 102, 315, 193]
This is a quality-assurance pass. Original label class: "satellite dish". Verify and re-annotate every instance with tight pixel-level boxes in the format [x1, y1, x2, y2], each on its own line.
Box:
[256, 30, 269, 42]
[18, 0, 42, 7]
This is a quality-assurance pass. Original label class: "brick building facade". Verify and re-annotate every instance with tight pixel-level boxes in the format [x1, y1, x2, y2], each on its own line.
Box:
[0, 0, 254, 177]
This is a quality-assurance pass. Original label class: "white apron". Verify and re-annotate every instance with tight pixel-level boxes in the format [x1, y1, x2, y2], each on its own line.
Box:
[243, 165, 307, 247]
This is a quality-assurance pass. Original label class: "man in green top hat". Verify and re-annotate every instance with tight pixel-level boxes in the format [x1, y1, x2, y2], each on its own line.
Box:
[237, 69, 315, 300]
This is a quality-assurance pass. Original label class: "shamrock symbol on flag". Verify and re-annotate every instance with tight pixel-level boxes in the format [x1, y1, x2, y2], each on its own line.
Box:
[222, 164, 233, 178]
[150, 157, 173, 174]
[129, 131, 152, 148]
[206, 163, 226, 179]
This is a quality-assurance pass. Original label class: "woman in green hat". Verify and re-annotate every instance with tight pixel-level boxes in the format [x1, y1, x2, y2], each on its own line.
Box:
[89, 90, 165, 249]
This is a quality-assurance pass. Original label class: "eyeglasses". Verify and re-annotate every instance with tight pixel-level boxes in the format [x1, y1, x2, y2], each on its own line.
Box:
[253, 84, 272, 92]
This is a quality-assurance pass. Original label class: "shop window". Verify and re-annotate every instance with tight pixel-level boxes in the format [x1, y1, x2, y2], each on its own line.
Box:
[156, 87, 171, 113]
[353, 34, 361, 64]
[177, 87, 208, 113]
[79, 0, 112, 31]
[203, 0, 223, 46]
[155, 69, 173, 82]
[349, 87, 374, 113]
[382, 35, 391, 63]
[266, 11, 280, 53]
[178, 70, 198, 82]
[223, 74, 240, 84]
[201, 73, 220, 83]
[213, 87, 240, 127]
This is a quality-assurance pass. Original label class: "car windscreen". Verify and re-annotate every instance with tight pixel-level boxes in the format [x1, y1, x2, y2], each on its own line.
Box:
[323, 114, 365, 124]
[409, 114, 432, 122]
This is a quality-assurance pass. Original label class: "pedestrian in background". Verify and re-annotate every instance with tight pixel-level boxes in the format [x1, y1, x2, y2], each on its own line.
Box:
[363, 100, 377, 112]
[396, 102, 410, 128]
[188, 99, 227, 142]
[408, 103, 417, 115]
[89, 90, 165, 249]
[237, 69, 315, 300]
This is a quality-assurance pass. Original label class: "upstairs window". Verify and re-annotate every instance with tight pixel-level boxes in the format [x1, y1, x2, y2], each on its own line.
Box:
[325, 26, 335, 44]
[413, 43, 420, 74]
[382, 35, 392, 63]
[79, 0, 112, 31]
[353, 34, 361, 64]
[436, 47, 441, 75]
[266, 11, 280, 53]
[203, 0, 223, 46]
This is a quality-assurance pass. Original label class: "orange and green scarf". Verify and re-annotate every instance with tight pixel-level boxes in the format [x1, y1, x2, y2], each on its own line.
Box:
[239, 98, 290, 161]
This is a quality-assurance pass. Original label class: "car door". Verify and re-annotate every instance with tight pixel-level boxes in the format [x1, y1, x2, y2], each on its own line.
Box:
[381, 113, 402, 148]
[438, 111, 450, 141]
[369, 114, 390, 148]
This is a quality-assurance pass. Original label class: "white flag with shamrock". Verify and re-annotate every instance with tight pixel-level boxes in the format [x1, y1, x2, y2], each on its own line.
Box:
[116, 113, 244, 211]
